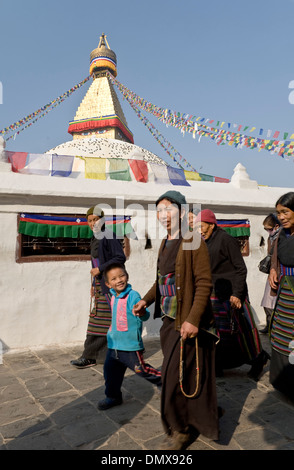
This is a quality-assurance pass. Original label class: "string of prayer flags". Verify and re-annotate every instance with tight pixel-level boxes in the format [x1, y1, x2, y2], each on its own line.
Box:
[108, 72, 294, 160]
[5, 151, 229, 185]
[0, 76, 91, 140]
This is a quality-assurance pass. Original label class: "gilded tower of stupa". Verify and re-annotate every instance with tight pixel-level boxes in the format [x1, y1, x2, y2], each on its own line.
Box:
[67, 34, 133, 144]
[47, 34, 165, 165]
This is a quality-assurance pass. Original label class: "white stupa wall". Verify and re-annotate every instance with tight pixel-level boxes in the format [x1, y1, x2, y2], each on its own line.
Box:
[0, 155, 291, 352]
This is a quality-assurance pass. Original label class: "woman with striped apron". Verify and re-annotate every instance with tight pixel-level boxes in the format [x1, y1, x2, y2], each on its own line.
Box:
[269, 192, 294, 399]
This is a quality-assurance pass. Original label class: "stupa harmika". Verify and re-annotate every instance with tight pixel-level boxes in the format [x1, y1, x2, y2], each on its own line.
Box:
[48, 33, 165, 165]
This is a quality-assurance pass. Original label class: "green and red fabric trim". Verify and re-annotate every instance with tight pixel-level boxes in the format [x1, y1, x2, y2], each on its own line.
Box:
[217, 219, 250, 237]
[18, 213, 133, 239]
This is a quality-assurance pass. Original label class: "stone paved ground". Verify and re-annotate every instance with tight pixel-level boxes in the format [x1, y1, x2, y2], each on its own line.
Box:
[1, 335, 294, 451]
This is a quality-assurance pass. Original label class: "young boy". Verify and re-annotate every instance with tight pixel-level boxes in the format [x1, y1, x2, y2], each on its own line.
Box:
[70, 206, 126, 368]
[98, 263, 161, 410]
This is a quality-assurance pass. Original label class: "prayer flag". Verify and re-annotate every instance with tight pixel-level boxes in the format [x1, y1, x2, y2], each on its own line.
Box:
[84, 157, 107, 179]
[51, 154, 74, 177]
[214, 176, 230, 183]
[184, 170, 201, 181]
[167, 167, 190, 186]
[6, 151, 28, 172]
[149, 163, 170, 184]
[128, 159, 148, 182]
[108, 158, 132, 181]
[72, 156, 85, 174]
[19, 153, 51, 175]
[199, 173, 214, 182]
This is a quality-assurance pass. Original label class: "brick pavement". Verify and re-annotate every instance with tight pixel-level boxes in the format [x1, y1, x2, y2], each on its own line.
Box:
[1, 336, 294, 451]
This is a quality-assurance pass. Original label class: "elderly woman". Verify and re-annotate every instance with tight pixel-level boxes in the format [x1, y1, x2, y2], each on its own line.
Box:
[196, 209, 269, 380]
[269, 192, 294, 399]
[133, 191, 219, 451]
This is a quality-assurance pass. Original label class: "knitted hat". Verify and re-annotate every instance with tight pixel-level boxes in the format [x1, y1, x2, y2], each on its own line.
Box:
[86, 205, 104, 218]
[195, 209, 217, 224]
[156, 190, 187, 207]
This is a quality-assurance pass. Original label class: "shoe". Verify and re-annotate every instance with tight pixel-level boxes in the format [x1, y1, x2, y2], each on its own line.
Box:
[259, 326, 268, 334]
[160, 431, 193, 450]
[247, 350, 270, 381]
[157, 434, 173, 450]
[97, 397, 122, 410]
[70, 357, 96, 368]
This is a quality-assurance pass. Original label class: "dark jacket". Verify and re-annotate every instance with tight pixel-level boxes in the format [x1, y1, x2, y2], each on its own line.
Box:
[143, 233, 214, 331]
[205, 227, 247, 302]
[91, 228, 126, 295]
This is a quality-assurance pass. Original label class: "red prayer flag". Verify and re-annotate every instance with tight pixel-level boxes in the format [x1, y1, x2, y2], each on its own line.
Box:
[7, 151, 28, 172]
[214, 176, 230, 183]
[128, 159, 148, 182]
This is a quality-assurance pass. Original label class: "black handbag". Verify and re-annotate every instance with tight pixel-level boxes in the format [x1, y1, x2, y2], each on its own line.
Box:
[258, 254, 272, 274]
[258, 243, 274, 274]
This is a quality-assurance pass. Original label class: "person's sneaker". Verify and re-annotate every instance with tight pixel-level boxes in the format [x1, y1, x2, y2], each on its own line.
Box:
[97, 397, 122, 410]
[70, 357, 96, 368]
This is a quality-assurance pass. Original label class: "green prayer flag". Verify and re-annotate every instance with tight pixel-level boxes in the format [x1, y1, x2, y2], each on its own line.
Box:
[108, 159, 132, 181]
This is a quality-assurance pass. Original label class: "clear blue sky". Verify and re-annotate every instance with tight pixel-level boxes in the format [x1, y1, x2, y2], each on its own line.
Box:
[1, 0, 294, 187]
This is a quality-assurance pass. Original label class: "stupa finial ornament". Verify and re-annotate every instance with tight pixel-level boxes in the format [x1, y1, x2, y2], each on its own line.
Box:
[90, 33, 117, 77]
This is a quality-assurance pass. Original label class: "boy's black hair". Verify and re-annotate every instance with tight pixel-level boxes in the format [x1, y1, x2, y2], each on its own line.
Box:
[263, 213, 280, 227]
[103, 263, 128, 282]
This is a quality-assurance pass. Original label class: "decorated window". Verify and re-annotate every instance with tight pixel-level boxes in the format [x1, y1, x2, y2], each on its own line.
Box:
[16, 213, 134, 262]
[217, 219, 250, 256]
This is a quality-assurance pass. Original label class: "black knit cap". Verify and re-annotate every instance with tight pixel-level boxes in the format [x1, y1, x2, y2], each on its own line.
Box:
[156, 190, 187, 207]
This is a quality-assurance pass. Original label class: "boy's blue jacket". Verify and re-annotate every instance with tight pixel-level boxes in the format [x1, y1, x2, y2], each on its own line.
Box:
[107, 284, 150, 351]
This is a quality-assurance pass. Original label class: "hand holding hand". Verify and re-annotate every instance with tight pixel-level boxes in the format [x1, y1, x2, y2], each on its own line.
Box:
[132, 300, 147, 317]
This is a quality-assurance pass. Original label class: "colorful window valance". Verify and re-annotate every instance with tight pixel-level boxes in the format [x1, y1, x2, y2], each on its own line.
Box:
[217, 219, 250, 237]
[18, 214, 133, 239]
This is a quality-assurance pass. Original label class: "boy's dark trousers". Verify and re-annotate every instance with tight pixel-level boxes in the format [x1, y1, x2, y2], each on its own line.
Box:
[103, 348, 161, 400]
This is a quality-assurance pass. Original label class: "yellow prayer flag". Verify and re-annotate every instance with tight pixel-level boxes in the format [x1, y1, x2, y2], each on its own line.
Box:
[84, 157, 107, 179]
[184, 170, 201, 181]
